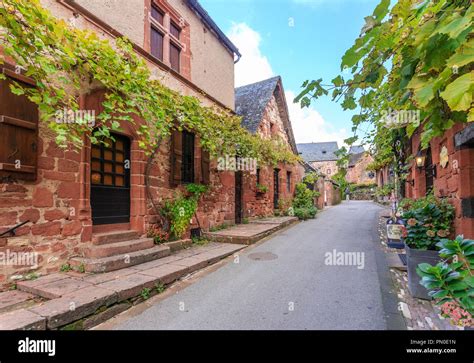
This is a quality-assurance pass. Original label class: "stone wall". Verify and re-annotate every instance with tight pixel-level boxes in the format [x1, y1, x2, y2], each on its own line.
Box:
[405, 123, 473, 238]
[310, 160, 338, 178]
[346, 153, 375, 185]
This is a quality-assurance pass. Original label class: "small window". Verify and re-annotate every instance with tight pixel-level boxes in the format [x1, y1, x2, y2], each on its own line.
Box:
[151, 6, 164, 24]
[286, 171, 291, 192]
[256, 168, 260, 186]
[170, 21, 181, 40]
[170, 43, 180, 72]
[181, 130, 194, 183]
[151, 27, 164, 61]
[327, 168, 331, 175]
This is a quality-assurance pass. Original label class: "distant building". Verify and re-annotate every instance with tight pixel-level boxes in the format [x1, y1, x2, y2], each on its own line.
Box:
[346, 146, 375, 185]
[297, 141, 339, 177]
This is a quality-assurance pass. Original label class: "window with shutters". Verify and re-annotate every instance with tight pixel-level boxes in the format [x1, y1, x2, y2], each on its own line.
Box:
[149, 2, 183, 73]
[0, 66, 38, 181]
[181, 130, 194, 184]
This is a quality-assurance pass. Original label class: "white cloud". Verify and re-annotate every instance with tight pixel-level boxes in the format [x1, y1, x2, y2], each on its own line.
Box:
[285, 90, 349, 147]
[227, 23, 274, 87]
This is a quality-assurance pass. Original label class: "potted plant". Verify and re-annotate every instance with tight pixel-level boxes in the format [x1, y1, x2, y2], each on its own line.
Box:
[401, 195, 454, 299]
[416, 236, 473, 328]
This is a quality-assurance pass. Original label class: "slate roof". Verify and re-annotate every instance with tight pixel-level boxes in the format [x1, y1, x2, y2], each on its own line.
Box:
[296, 142, 339, 162]
[235, 76, 281, 133]
[349, 145, 365, 154]
[348, 152, 365, 167]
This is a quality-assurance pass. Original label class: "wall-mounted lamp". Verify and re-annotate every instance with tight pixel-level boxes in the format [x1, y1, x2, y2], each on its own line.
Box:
[415, 150, 426, 169]
[415, 150, 437, 178]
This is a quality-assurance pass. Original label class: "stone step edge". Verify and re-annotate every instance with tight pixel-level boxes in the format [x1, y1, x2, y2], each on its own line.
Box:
[83, 238, 155, 258]
[92, 230, 140, 245]
[203, 219, 299, 245]
[2, 245, 244, 330]
[69, 245, 171, 273]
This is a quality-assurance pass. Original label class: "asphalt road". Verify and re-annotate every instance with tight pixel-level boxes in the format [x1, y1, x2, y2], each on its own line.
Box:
[113, 201, 391, 330]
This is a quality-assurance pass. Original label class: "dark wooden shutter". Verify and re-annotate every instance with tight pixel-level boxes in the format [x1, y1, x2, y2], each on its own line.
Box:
[151, 27, 164, 61]
[0, 67, 38, 181]
[170, 129, 182, 187]
[201, 149, 210, 185]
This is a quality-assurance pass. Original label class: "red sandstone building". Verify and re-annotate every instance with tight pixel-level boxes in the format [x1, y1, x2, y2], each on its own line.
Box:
[0, 1, 300, 283]
[404, 123, 474, 238]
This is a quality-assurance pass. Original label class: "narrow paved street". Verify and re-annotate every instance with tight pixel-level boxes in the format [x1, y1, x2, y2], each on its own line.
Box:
[110, 201, 393, 330]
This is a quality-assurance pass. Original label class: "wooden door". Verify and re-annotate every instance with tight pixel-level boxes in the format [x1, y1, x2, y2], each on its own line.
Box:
[90, 134, 130, 225]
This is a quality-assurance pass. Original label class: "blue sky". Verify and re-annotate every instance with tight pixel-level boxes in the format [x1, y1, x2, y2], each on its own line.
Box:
[200, 0, 380, 146]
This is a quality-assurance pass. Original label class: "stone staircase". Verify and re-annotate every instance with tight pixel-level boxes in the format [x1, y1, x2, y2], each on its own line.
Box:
[70, 230, 171, 273]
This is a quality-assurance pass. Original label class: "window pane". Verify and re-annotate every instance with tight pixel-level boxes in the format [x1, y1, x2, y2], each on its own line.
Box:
[104, 150, 113, 161]
[104, 162, 113, 173]
[104, 174, 113, 185]
[116, 140, 123, 151]
[151, 27, 164, 61]
[92, 160, 101, 171]
[116, 176, 124, 186]
[116, 152, 124, 162]
[170, 43, 180, 72]
[91, 146, 101, 158]
[181, 130, 194, 183]
[170, 22, 180, 39]
[91, 172, 101, 184]
[116, 165, 124, 174]
[151, 6, 163, 24]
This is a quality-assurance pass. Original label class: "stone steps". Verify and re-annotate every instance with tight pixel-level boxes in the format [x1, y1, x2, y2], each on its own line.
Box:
[70, 245, 171, 273]
[4, 242, 245, 330]
[92, 230, 140, 245]
[83, 238, 155, 259]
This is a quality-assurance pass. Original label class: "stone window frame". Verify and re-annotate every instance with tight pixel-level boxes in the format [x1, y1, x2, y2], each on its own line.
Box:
[146, 0, 189, 75]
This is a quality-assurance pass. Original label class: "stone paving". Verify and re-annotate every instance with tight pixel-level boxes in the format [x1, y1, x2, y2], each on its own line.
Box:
[203, 216, 298, 244]
[377, 210, 460, 330]
[0, 242, 244, 330]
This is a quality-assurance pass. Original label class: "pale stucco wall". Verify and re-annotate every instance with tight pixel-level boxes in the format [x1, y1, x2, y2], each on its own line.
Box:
[40, 0, 232, 109]
[60, 0, 235, 109]
[171, 1, 235, 109]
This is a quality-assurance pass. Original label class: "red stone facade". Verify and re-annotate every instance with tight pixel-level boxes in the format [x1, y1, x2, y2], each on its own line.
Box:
[0, 1, 300, 284]
[405, 123, 474, 238]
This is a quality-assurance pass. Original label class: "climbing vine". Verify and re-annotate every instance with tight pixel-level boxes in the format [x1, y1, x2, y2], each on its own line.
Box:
[0, 0, 299, 166]
[296, 0, 473, 162]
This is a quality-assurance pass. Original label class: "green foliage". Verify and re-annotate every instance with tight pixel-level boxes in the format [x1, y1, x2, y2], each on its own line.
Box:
[375, 183, 394, 197]
[417, 236, 474, 317]
[192, 236, 210, 246]
[294, 206, 317, 220]
[155, 282, 165, 294]
[162, 184, 207, 239]
[140, 287, 151, 300]
[302, 172, 319, 185]
[77, 264, 85, 274]
[256, 184, 269, 193]
[296, 0, 474, 167]
[60, 264, 72, 272]
[292, 183, 317, 220]
[402, 195, 455, 250]
[0, 0, 299, 166]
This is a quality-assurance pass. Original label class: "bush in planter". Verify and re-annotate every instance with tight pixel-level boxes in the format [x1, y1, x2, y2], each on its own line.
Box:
[402, 196, 454, 250]
[401, 195, 454, 299]
[416, 236, 474, 326]
[292, 183, 318, 220]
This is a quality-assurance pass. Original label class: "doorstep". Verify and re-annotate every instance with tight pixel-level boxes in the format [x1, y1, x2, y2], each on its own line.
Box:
[203, 216, 298, 245]
[0, 242, 244, 330]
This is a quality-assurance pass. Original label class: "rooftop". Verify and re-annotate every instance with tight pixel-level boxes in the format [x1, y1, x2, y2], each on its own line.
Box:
[297, 142, 340, 162]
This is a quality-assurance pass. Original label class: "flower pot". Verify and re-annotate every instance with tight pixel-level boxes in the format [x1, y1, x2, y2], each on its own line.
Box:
[405, 245, 440, 300]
